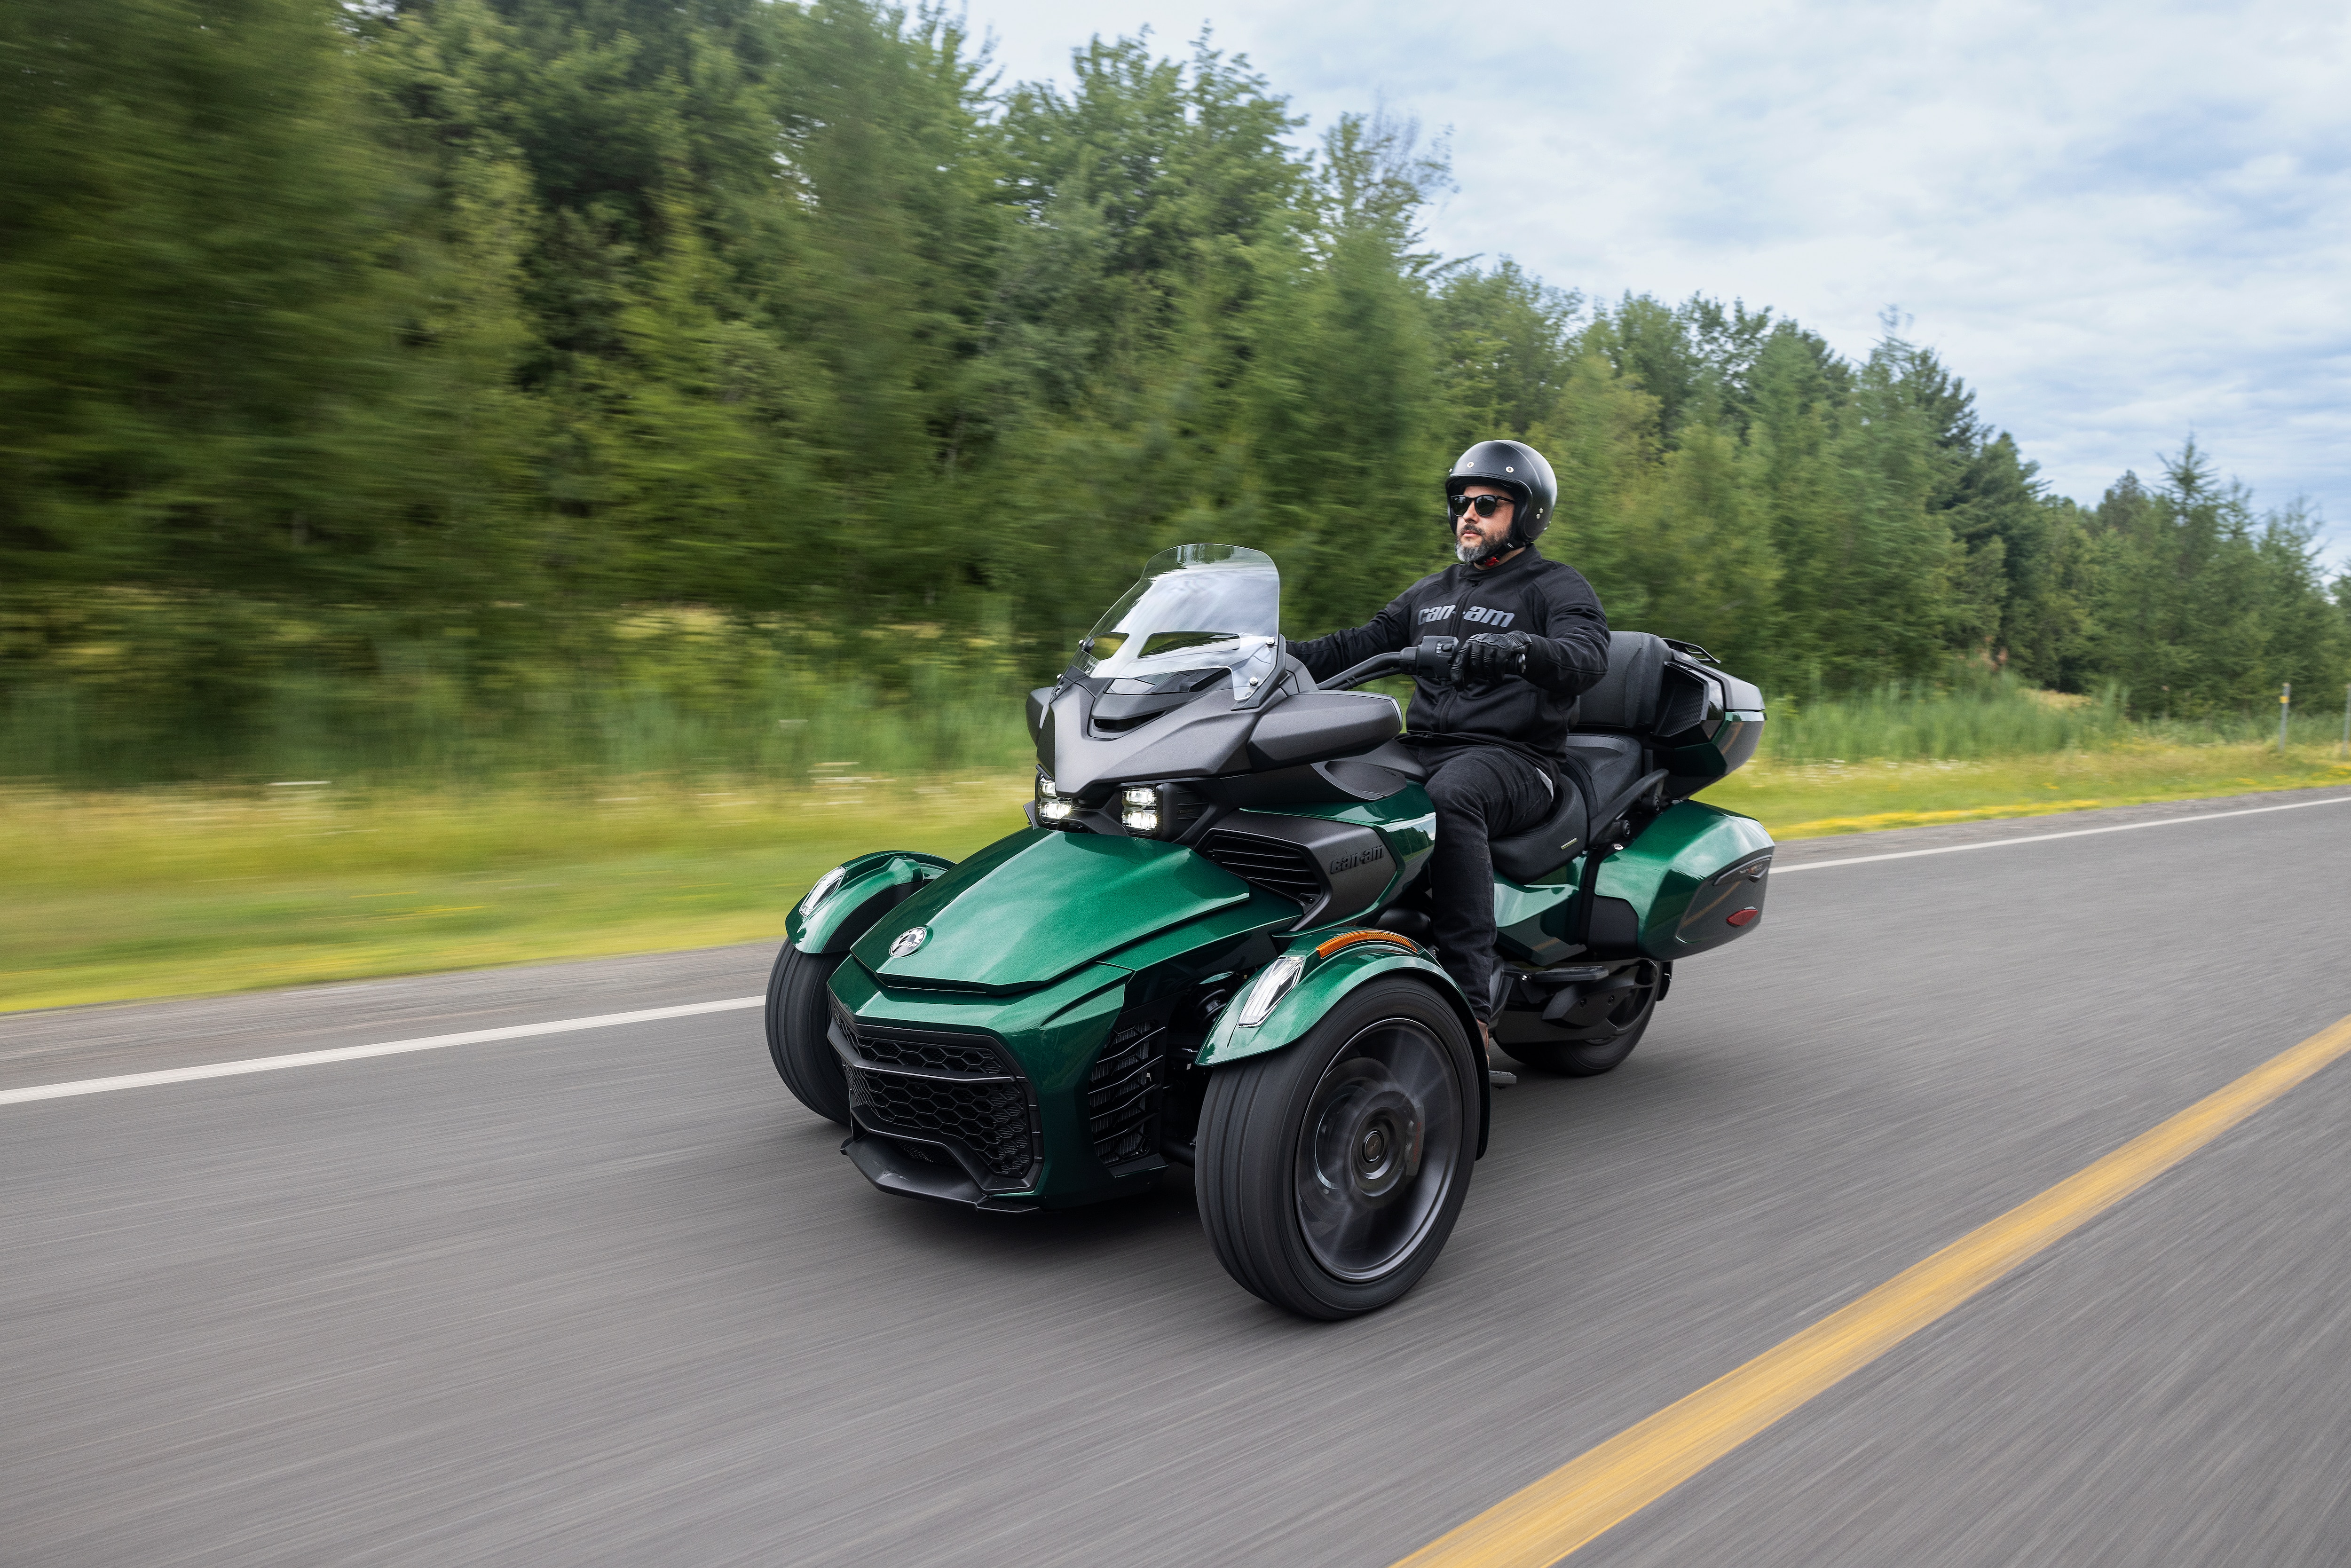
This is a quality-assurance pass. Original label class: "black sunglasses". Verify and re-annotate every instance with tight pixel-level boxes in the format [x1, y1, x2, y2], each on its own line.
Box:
[1447, 492, 1512, 519]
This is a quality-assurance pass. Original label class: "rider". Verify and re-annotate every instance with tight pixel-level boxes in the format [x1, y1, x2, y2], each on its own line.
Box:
[1284, 440, 1610, 1076]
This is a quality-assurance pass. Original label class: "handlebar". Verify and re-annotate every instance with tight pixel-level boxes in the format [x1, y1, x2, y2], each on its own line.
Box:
[1320, 637, 1457, 693]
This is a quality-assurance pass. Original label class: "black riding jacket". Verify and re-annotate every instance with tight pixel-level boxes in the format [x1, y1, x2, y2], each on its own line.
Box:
[1286, 545, 1610, 756]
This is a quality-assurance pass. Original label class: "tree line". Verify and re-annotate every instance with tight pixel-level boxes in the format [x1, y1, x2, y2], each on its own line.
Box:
[2, 0, 2344, 778]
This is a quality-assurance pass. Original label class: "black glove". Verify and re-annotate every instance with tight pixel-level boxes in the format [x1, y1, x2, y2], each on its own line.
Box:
[1452, 630, 1531, 686]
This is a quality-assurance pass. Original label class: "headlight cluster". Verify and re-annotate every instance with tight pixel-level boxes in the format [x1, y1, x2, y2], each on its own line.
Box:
[1036, 777, 1189, 838]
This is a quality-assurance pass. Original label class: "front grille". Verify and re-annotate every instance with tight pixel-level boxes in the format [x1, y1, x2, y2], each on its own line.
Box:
[1200, 831, 1322, 905]
[834, 1012, 1038, 1184]
[855, 1034, 1002, 1076]
[1087, 1019, 1162, 1168]
[847, 1066, 1032, 1178]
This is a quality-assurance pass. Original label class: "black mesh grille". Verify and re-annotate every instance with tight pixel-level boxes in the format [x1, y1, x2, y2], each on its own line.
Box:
[1200, 831, 1322, 904]
[1087, 1020, 1162, 1168]
[855, 1034, 1003, 1076]
[847, 1065, 1032, 1179]
[833, 1012, 1038, 1184]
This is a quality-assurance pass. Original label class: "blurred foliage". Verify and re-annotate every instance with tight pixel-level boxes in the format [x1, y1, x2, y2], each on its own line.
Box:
[3, 0, 2347, 787]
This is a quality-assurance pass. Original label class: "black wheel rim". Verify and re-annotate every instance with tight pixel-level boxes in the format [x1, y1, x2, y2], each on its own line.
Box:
[1294, 1018, 1462, 1283]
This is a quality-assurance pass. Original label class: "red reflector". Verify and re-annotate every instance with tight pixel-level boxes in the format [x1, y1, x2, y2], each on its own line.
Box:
[1726, 907, 1760, 927]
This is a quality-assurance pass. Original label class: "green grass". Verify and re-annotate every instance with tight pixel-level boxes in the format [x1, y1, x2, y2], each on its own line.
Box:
[0, 778, 1031, 1013]
[8, 737, 2350, 1014]
[1707, 743, 2351, 837]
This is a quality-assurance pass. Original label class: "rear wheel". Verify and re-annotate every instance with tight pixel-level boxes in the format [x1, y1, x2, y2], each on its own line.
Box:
[1500, 980, 1658, 1078]
[765, 943, 852, 1127]
[1197, 978, 1477, 1319]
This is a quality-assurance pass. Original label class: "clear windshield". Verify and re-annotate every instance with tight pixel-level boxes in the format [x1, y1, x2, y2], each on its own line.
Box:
[1080, 543, 1281, 701]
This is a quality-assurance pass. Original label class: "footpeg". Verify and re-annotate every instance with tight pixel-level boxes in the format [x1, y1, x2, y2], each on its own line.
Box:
[1488, 1068, 1517, 1087]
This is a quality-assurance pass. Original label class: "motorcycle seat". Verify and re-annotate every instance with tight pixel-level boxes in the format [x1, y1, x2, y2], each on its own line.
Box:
[1487, 734, 1645, 883]
[1564, 732, 1647, 804]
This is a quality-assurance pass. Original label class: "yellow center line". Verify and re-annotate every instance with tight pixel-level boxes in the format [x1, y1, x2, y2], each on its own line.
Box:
[1393, 1008, 2351, 1568]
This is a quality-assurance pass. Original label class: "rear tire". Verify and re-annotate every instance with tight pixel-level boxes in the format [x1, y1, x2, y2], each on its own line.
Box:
[1197, 978, 1477, 1319]
[1501, 986, 1657, 1078]
[765, 943, 852, 1127]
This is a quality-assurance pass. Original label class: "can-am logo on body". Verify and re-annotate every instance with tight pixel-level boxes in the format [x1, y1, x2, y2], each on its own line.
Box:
[888, 927, 929, 957]
[1327, 847, 1388, 875]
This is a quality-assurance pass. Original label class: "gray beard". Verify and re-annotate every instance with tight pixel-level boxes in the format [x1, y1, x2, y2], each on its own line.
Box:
[1456, 536, 1491, 565]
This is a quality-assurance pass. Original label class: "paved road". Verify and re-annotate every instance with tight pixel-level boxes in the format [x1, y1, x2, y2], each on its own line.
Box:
[7, 789, 2351, 1566]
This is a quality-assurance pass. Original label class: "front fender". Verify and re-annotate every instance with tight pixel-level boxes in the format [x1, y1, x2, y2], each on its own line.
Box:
[1193, 939, 1464, 1065]
[786, 850, 955, 954]
[1195, 937, 1490, 1155]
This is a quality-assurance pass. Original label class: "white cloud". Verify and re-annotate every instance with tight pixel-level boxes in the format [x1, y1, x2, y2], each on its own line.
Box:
[976, 0, 2351, 556]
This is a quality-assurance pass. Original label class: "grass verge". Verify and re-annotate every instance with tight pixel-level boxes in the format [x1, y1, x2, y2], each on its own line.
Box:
[1713, 743, 2351, 837]
[6, 743, 2349, 1014]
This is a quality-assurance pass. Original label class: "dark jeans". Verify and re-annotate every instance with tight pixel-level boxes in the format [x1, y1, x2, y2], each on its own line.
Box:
[1422, 745, 1554, 1024]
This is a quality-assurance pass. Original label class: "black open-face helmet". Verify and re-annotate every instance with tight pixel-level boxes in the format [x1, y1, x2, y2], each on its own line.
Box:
[1444, 439, 1557, 556]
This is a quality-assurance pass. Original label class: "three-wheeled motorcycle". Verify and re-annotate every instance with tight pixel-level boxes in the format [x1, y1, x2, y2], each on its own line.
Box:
[766, 544, 1772, 1317]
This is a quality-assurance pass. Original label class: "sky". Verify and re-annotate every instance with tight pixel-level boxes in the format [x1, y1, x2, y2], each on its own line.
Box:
[970, 0, 2351, 555]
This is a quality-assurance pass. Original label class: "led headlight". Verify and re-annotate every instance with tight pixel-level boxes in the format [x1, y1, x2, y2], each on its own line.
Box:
[798, 865, 846, 917]
[1237, 954, 1305, 1028]
[1035, 775, 1074, 823]
[1120, 785, 1160, 835]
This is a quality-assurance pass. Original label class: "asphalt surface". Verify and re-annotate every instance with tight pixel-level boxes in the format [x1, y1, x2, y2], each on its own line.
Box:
[6, 786, 2351, 1566]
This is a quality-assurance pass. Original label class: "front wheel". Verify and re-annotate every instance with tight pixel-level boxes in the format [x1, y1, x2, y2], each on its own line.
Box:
[1196, 978, 1478, 1319]
[765, 943, 852, 1127]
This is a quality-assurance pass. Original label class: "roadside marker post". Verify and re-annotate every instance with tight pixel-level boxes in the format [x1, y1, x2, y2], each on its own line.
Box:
[2341, 683, 2349, 759]
[2279, 682, 2291, 752]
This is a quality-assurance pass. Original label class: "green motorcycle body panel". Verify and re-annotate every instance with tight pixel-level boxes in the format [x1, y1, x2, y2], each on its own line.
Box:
[787, 850, 955, 954]
[850, 827, 1255, 994]
[1492, 875, 1582, 967]
[832, 886, 1298, 1207]
[829, 954, 1141, 1206]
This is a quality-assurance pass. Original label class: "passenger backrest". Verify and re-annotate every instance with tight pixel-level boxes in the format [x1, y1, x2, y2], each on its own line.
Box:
[1576, 630, 1716, 741]
[1574, 631, 1668, 731]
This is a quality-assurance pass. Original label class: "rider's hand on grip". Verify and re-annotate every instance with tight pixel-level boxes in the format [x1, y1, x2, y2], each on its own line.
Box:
[1452, 630, 1531, 686]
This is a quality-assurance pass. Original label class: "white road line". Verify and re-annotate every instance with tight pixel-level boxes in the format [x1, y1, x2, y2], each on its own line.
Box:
[0, 997, 763, 1107]
[1773, 793, 2351, 875]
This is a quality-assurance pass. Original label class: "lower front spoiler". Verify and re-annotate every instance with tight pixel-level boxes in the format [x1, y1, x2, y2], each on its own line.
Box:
[843, 1130, 1038, 1214]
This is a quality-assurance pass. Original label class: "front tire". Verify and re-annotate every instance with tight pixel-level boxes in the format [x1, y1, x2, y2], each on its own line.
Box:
[1197, 978, 1478, 1319]
[765, 943, 852, 1127]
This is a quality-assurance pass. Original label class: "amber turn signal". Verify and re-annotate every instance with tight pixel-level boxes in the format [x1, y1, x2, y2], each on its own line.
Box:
[1313, 929, 1419, 958]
